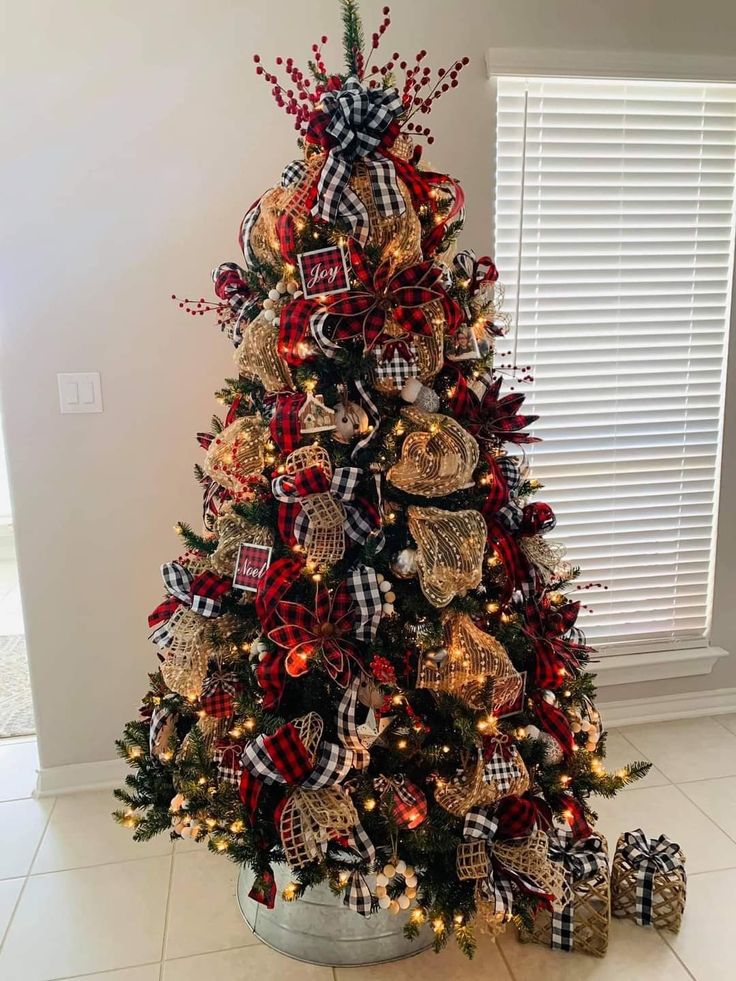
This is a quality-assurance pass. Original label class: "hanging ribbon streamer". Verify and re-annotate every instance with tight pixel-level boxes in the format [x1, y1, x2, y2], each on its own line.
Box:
[548, 829, 608, 950]
[531, 691, 575, 758]
[347, 564, 383, 642]
[336, 677, 371, 770]
[264, 391, 307, 454]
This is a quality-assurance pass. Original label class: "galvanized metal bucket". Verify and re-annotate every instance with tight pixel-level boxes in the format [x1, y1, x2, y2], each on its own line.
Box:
[237, 863, 433, 967]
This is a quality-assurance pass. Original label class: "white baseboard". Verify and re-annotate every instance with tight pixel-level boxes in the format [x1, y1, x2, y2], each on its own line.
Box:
[35, 757, 129, 798]
[601, 686, 736, 728]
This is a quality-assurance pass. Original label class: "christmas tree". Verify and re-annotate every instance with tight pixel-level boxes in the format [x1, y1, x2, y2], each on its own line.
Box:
[115, 1, 648, 957]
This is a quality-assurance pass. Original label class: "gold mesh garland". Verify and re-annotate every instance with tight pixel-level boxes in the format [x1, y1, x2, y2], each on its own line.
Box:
[234, 315, 294, 392]
[417, 613, 522, 710]
[388, 407, 479, 497]
[520, 536, 568, 586]
[203, 416, 268, 494]
[177, 716, 229, 766]
[434, 749, 530, 817]
[611, 835, 685, 933]
[208, 510, 273, 579]
[285, 445, 346, 564]
[246, 185, 287, 268]
[160, 608, 208, 699]
[407, 506, 486, 607]
[520, 837, 611, 958]
[349, 164, 422, 265]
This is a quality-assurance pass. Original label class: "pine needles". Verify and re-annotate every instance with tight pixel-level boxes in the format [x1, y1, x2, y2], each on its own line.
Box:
[340, 0, 364, 75]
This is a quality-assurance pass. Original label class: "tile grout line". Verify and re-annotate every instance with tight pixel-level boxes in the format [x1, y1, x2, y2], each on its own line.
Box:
[25, 848, 175, 879]
[674, 780, 736, 849]
[158, 842, 177, 981]
[56, 959, 162, 980]
[612, 729, 675, 786]
[0, 794, 57, 955]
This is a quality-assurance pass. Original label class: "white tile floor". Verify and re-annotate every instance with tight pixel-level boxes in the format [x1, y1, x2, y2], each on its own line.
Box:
[1, 719, 735, 980]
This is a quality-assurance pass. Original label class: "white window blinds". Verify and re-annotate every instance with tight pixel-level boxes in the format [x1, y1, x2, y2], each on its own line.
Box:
[494, 76, 736, 652]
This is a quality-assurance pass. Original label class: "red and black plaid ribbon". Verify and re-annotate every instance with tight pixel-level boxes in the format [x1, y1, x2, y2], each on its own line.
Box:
[200, 671, 241, 719]
[276, 212, 297, 266]
[148, 562, 231, 647]
[327, 243, 445, 350]
[248, 867, 277, 910]
[447, 367, 539, 445]
[531, 692, 575, 758]
[495, 793, 552, 839]
[255, 556, 303, 633]
[520, 502, 557, 536]
[374, 776, 428, 830]
[521, 590, 591, 690]
[264, 391, 306, 454]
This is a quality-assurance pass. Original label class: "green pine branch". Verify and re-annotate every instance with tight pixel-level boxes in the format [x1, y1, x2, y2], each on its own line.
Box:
[340, 0, 364, 75]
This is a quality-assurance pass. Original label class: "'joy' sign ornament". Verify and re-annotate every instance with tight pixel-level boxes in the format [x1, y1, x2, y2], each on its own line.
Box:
[233, 543, 273, 593]
[297, 245, 351, 299]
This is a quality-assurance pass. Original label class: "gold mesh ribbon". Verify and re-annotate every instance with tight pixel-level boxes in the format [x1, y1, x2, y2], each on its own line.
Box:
[435, 748, 530, 817]
[160, 608, 208, 698]
[418, 612, 523, 710]
[234, 315, 294, 392]
[209, 510, 273, 579]
[407, 506, 486, 607]
[388, 407, 479, 497]
[203, 416, 268, 494]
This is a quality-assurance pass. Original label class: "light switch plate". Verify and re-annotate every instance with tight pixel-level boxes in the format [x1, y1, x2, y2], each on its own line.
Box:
[57, 372, 103, 413]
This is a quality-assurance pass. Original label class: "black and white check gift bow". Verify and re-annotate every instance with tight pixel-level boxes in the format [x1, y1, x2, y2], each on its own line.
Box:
[618, 829, 684, 926]
[548, 829, 608, 951]
[313, 76, 406, 245]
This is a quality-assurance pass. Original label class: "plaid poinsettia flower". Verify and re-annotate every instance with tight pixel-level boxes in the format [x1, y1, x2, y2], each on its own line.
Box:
[268, 582, 356, 686]
[448, 367, 539, 445]
[327, 244, 445, 349]
[519, 588, 593, 690]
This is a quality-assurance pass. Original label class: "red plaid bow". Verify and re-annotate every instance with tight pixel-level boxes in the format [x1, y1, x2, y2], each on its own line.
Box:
[560, 794, 593, 840]
[200, 670, 241, 719]
[447, 368, 539, 445]
[521, 591, 591, 690]
[374, 776, 427, 830]
[328, 245, 445, 349]
[531, 691, 575, 758]
[496, 793, 553, 839]
[258, 583, 356, 708]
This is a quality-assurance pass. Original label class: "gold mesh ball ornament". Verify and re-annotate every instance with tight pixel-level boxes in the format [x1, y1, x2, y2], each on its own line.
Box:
[418, 612, 523, 710]
[407, 506, 486, 607]
[387, 406, 479, 497]
[284, 445, 346, 564]
[208, 510, 273, 579]
[234, 314, 294, 392]
[202, 416, 269, 495]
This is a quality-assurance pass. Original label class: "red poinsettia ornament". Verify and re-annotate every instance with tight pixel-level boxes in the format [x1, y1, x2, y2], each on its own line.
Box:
[448, 368, 539, 445]
[268, 583, 356, 686]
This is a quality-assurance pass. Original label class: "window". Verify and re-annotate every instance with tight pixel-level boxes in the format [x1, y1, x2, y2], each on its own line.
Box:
[494, 76, 736, 653]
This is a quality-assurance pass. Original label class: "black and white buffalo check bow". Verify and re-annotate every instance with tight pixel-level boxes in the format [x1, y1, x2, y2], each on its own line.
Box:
[618, 829, 684, 926]
[312, 76, 405, 244]
[148, 562, 230, 648]
[548, 828, 608, 951]
[483, 738, 523, 794]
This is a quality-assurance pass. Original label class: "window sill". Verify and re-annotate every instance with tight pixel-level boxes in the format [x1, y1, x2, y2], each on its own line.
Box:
[593, 646, 729, 688]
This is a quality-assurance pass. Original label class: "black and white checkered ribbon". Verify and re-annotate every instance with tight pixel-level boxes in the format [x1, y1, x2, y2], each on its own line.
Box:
[343, 821, 378, 915]
[281, 159, 307, 188]
[347, 564, 382, 643]
[284, 465, 376, 548]
[619, 829, 684, 926]
[495, 501, 524, 532]
[313, 77, 405, 245]
[483, 741, 523, 794]
[240, 201, 262, 269]
[337, 677, 372, 770]
[548, 829, 608, 951]
[149, 696, 177, 756]
[462, 809, 516, 916]
[374, 340, 419, 387]
[149, 563, 225, 647]
[241, 728, 353, 791]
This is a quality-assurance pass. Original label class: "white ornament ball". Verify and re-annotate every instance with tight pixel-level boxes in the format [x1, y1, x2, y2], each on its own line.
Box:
[391, 548, 418, 579]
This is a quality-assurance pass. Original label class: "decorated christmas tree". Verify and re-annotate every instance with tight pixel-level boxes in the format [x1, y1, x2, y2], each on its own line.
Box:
[115, 1, 648, 958]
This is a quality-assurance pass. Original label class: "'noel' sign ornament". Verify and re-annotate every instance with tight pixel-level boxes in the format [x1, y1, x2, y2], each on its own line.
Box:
[233, 543, 273, 592]
[297, 245, 351, 299]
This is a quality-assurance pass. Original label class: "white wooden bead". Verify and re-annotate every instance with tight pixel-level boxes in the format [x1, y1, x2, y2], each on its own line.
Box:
[404, 874, 417, 887]
[383, 863, 396, 878]
[382, 603, 394, 615]
[276, 280, 286, 293]
[389, 900, 400, 914]
[263, 298, 275, 310]
[287, 281, 299, 294]
[378, 894, 391, 909]
[405, 886, 417, 899]
[398, 894, 411, 909]
[379, 579, 391, 593]
[375, 885, 387, 898]
[264, 309, 276, 322]
[375, 873, 388, 887]
[395, 860, 407, 875]
[384, 591, 396, 603]
[268, 289, 280, 301]
[403, 866, 414, 878]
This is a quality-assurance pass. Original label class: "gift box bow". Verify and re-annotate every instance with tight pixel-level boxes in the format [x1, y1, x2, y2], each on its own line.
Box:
[548, 828, 608, 950]
[619, 828, 685, 926]
[148, 562, 231, 648]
